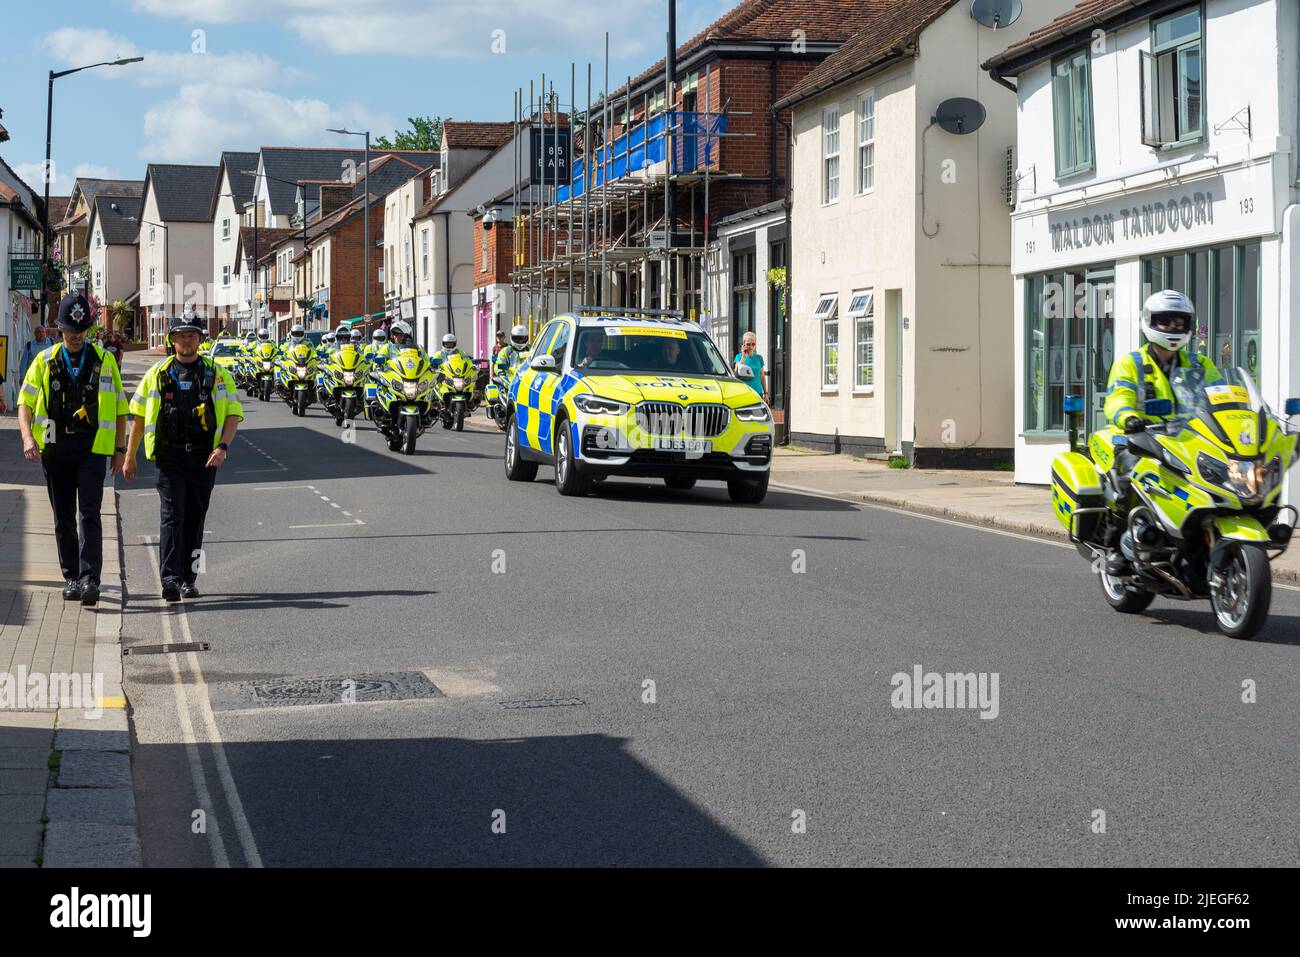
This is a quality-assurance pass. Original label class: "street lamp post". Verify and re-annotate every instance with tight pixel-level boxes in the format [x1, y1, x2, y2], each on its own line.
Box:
[42, 56, 144, 322]
[326, 127, 371, 326]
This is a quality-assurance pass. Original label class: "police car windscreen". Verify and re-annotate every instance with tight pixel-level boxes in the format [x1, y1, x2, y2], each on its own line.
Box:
[212, 343, 241, 357]
[573, 327, 729, 376]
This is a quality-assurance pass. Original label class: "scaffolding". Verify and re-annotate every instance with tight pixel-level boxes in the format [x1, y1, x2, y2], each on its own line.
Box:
[507, 56, 749, 337]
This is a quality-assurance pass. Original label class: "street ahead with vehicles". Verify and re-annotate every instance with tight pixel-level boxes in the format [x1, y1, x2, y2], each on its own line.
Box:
[110, 326, 1299, 868]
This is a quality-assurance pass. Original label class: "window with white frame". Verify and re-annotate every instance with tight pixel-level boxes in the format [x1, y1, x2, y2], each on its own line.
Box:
[822, 107, 840, 204]
[1141, 6, 1203, 147]
[847, 290, 875, 388]
[815, 293, 839, 387]
[221, 217, 231, 240]
[857, 91, 875, 193]
[422, 230, 429, 279]
[1052, 48, 1094, 176]
[95, 232, 102, 249]
[149, 226, 156, 245]
[222, 265, 231, 286]
[149, 267, 156, 288]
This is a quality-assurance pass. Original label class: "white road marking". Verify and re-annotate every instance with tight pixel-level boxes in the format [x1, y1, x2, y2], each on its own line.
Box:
[252, 486, 316, 491]
[143, 534, 264, 868]
[289, 520, 366, 529]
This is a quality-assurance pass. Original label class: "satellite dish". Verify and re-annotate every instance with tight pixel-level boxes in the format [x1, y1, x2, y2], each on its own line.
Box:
[934, 98, 987, 135]
[970, 0, 1022, 29]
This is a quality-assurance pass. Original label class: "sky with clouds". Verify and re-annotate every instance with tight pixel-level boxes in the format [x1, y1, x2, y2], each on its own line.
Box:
[3, 0, 732, 194]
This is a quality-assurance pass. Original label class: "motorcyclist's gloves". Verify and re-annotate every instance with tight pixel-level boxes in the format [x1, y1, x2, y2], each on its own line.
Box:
[1122, 415, 1146, 434]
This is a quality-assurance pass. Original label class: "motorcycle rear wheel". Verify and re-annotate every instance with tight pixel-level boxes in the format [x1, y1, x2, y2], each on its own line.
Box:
[1210, 543, 1271, 640]
[1099, 568, 1156, 614]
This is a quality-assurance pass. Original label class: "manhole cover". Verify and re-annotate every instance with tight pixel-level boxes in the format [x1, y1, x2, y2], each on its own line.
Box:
[500, 697, 586, 710]
[239, 672, 444, 708]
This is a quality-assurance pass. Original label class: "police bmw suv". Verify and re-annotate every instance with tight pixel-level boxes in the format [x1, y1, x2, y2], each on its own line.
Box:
[504, 308, 773, 503]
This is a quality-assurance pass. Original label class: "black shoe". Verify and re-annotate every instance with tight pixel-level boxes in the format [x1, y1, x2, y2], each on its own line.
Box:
[1105, 552, 1132, 577]
[180, 582, 200, 600]
[63, 581, 83, 601]
[161, 580, 182, 603]
[80, 581, 100, 606]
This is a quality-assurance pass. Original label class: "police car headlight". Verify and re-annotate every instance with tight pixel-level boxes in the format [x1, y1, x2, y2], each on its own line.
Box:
[342, 372, 356, 385]
[403, 381, 419, 398]
[736, 403, 771, 422]
[574, 394, 629, 415]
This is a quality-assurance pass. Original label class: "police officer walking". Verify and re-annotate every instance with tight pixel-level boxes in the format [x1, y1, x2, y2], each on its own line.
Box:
[123, 315, 243, 602]
[15, 294, 128, 605]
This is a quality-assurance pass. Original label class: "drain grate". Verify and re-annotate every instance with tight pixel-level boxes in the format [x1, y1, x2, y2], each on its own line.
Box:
[239, 672, 444, 708]
[499, 697, 586, 710]
[125, 642, 210, 655]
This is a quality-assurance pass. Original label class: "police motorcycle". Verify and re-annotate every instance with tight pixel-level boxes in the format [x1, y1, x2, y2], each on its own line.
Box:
[250, 330, 278, 402]
[433, 351, 479, 431]
[1053, 366, 1300, 640]
[486, 325, 531, 432]
[369, 347, 438, 454]
[277, 340, 319, 417]
[319, 332, 370, 425]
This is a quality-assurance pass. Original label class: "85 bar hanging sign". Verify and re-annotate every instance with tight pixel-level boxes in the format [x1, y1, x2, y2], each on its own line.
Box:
[530, 126, 572, 186]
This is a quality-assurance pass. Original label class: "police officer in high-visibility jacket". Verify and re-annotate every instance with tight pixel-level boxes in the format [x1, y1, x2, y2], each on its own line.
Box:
[16, 294, 128, 605]
[123, 316, 243, 602]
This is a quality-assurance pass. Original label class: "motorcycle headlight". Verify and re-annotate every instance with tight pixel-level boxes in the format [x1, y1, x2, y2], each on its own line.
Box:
[262, 361, 272, 370]
[452, 377, 466, 389]
[1197, 453, 1274, 500]
[735, 403, 771, 422]
[296, 366, 308, 377]
[573, 394, 629, 415]
[342, 372, 356, 385]
[403, 381, 419, 398]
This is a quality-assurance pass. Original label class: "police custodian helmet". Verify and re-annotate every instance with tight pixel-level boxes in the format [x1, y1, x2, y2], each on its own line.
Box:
[55, 293, 94, 333]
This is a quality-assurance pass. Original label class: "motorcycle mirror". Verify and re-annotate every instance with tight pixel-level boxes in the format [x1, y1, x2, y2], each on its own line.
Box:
[1144, 398, 1173, 416]
[1284, 398, 1300, 416]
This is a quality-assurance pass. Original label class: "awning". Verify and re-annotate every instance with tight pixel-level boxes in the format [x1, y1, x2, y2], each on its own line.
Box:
[124, 289, 140, 305]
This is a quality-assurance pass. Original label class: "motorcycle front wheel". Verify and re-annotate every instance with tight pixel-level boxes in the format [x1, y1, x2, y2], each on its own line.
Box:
[403, 415, 419, 455]
[1210, 543, 1271, 640]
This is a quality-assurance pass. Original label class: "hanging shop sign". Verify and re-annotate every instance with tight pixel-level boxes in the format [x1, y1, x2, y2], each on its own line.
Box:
[9, 259, 42, 290]
[530, 126, 572, 186]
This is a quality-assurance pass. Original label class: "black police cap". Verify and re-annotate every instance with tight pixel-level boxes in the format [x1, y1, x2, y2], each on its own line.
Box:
[55, 294, 94, 332]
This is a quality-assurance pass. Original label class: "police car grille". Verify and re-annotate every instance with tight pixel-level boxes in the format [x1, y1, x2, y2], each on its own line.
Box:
[635, 402, 729, 437]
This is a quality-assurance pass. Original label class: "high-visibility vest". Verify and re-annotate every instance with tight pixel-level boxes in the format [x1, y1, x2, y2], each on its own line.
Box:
[130, 356, 244, 461]
[18, 343, 126, 455]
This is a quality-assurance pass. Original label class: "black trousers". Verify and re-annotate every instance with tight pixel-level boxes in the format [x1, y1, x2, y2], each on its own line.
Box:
[41, 451, 107, 584]
[156, 454, 217, 586]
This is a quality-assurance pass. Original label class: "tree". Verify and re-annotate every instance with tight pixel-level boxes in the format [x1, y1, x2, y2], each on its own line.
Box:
[106, 299, 133, 336]
[374, 116, 443, 152]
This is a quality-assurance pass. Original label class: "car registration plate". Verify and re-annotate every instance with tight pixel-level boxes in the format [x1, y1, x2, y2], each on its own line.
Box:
[653, 438, 712, 453]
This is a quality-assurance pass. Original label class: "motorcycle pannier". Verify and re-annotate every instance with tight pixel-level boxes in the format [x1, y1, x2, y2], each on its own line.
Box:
[1051, 452, 1104, 541]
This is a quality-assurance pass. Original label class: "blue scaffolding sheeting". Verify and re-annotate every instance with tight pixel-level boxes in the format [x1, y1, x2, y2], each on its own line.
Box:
[558, 112, 728, 203]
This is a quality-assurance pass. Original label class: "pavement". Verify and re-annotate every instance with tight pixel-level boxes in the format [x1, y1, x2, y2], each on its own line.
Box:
[770, 446, 1300, 582]
[0, 401, 137, 867]
[105, 354, 1298, 867]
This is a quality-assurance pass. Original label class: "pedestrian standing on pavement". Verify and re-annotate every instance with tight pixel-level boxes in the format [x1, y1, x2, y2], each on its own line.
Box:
[15, 294, 128, 605]
[734, 331, 769, 404]
[18, 324, 50, 382]
[123, 315, 243, 602]
[492, 329, 507, 356]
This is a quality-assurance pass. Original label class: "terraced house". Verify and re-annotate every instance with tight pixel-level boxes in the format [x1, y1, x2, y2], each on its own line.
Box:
[985, 0, 1300, 486]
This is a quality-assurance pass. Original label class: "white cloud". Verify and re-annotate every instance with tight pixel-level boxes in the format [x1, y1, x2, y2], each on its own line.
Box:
[141, 84, 392, 163]
[131, 0, 663, 59]
[42, 28, 307, 88]
[10, 162, 117, 195]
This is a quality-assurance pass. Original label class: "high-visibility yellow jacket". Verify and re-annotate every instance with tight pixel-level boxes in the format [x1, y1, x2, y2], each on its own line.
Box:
[129, 356, 243, 461]
[18, 343, 127, 454]
[1104, 343, 1221, 427]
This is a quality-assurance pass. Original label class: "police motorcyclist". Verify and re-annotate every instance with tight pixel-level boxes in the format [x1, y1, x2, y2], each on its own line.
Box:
[366, 327, 394, 366]
[16, 294, 128, 604]
[285, 324, 308, 349]
[431, 332, 469, 367]
[389, 320, 417, 351]
[1102, 290, 1221, 575]
[494, 325, 530, 377]
[124, 316, 244, 602]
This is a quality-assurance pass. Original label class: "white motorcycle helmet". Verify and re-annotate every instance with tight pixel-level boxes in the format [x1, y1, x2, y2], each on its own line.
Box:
[390, 320, 412, 342]
[510, 324, 529, 349]
[1141, 290, 1195, 352]
[289, 324, 306, 341]
[322, 332, 335, 344]
[372, 328, 388, 342]
[349, 328, 364, 344]
[441, 333, 458, 350]
[256, 328, 270, 341]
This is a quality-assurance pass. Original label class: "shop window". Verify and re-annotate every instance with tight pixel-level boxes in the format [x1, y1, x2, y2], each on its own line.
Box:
[1025, 267, 1114, 432]
[847, 290, 875, 389]
[815, 294, 839, 388]
[1140, 242, 1261, 379]
[1052, 49, 1094, 177]
[1141, 6, 1203, 148]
